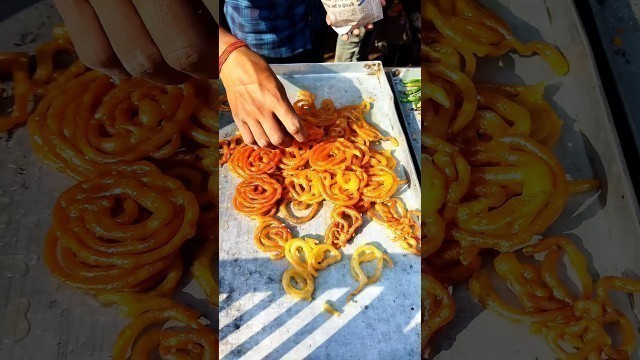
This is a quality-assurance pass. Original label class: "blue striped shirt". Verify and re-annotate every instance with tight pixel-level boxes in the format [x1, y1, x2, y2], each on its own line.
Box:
[224, 0, 324, 58]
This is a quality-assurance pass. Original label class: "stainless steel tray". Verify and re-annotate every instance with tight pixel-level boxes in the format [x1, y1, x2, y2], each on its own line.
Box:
[586, 0, 640, 157]
[218, 62, 421, 360]
[432, 0, 640, 358]
[388, 67, 421, 171]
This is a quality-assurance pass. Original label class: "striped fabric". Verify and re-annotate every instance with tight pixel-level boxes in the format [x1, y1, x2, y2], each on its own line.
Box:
[224, 0, 325, 58]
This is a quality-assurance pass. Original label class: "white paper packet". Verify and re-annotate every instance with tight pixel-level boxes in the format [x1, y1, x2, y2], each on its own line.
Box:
[321, 0, 384, 35]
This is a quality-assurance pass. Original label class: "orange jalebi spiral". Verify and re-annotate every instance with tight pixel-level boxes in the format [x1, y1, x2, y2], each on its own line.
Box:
[28, 72, 196, 179]
[0, 53, 32, 132]
[101, 294, 218, 360]
[369, 198, 421, 255]
[228, 144, 282, 179]
[293, 90, 338, 127]
[153, 151, 218, 248]
[254, 216, 292, 260]
[233, 175, 282, 217]
[43, 162, 198, 295]
[308, 138, 370, 170]
[219, 133, 244, 166]
[183, 99, 218, 148]
[32, 27, 87, 98]
[279, 194, 322, 224]
[279, 141, 316, 170]
[325, 206, 363, 249]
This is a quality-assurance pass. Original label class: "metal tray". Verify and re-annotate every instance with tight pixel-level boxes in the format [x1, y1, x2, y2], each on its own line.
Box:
[431, 0, 640, 358]
[586, 0, 640, 157]
[388, 67, 421, 171]
[218, 62, 421, 360]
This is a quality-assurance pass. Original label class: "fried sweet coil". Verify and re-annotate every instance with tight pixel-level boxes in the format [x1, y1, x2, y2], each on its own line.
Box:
[362, 166, 399, 203]
[43, 162, 198, 294]
[154, 151, 218, 249]
[325, 206, 363, 249]
[228, 144, 282, 179]
[219, 133, 244, 166]
[254, 217, 292, 260]
[284, 237, 342, 277]
[28, 72, 196, 179]
[232, 175, 282, 217]
[309, 138, 368, 170]
[451, 136, 568, 254]
[426, 241, 482, 288]
[423, 155, 446, 257]
[424, 0, 569, 75]
[469, 236, 640, 360]
[424, 63, 477, 135]
[0, 53, 32, 132]
[182, 79, 218, 148]
[284, 169, 324, 204]
[282, 267, 315, 301]
[293, 90, 338, 127]
[347, 244, 393, 302]
[368, 198, 421, 255]
[32, 29, 87, 98]
[101, 294, 218, 360]
[316, 167, 367, 206]
[191, 238, 219, 308]
[422, 273, 455, 354]
[279, 195, 322, 224]
[343, 101, 399, 147]
[279, 141, 315, 170]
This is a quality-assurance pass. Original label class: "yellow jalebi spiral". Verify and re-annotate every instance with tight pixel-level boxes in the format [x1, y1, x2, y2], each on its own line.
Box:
[347, 244, 393, 303]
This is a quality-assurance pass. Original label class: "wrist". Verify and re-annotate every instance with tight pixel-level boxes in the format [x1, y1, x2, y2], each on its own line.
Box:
[219, 40, 247, 74]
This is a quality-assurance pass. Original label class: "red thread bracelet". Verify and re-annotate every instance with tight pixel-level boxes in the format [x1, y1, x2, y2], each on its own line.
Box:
[219, 40, 247, 74]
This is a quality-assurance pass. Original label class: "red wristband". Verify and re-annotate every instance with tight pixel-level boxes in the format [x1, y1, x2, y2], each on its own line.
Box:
[219, 40, 247, 75]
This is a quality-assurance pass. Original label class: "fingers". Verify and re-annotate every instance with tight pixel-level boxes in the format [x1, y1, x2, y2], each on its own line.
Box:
[352, 28, 361, 37]
[274, 101, 307, 143]
[53, 0, 128, 79]
[236, 120, 256, 146]
[246, 120, 274, 149]
[262, 115, 294, 148]
[88, 0, 188, 84]
[132, 0, 217, 79]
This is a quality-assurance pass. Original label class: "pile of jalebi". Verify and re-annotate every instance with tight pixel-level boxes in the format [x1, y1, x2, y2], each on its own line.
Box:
[423, 1, 640, 359]
[220, 89, 419, 303]
[1, 27, 219, 358]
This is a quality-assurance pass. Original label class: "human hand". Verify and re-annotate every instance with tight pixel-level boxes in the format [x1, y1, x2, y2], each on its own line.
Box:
[54, 0, 217, 84]
[326, 0, 386, 41]
[219, 46, 308, 148]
